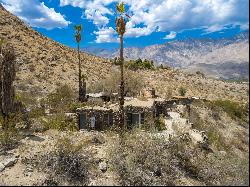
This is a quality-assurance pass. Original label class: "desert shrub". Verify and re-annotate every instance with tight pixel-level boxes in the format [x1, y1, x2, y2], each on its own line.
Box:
[126, 58, 154, 70]
[190, 152, 249, 186]
[154, 114, 166, 131]
[109, 130, 249, 186]
[211, 100, 248, 121]
[88, 69, 145, 97]
[68, 101, 86, 113]
[45, 84, 75, 113]
[29, 107, 45, 118]
[0, 127, 22, 151]
[38, 137, 93, 185]
[178, 86, 187, 96]
[206, 128, 230, 151]
[189, 107, 230, 151]
[165, 88, 173, 99]
[42, 113, 77, 131]
[109, 131, 184, 186]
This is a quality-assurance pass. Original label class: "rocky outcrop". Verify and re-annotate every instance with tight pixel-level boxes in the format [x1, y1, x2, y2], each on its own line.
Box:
[0, 156, 18, 172]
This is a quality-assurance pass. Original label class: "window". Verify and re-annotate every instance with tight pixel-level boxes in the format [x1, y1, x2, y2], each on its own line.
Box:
[108, 113, 113, 125]
[79, 113, 87, 129]
[103, 113, 113, 126]
[127, 112, 145, 127]
[132, 113, 140, 125]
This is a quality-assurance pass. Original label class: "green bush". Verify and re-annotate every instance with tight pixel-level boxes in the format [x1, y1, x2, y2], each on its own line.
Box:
[29, 107, 45, 118]
[42, 113, 77, 131]
[68, 102, 86, 113]
[0, 127, 22, 151]
[178, 86, 187, 96]
[45, 84, 75, 113]
[126, 58, 155, 70]
[211, 100, 248, 121]
[155, 114, 166, 131]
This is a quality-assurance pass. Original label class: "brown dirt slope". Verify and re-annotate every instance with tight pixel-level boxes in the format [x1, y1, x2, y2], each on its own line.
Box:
[0, 4, 111, 94]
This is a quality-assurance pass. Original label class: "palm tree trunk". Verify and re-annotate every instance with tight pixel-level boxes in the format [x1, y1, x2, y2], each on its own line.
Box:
[78, 43, 83, 102]
[119, 35, 125, 128]
[0, 53, 3, 116]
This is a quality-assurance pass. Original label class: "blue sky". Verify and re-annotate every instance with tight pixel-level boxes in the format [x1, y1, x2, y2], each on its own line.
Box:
[1, 0, 249, 49]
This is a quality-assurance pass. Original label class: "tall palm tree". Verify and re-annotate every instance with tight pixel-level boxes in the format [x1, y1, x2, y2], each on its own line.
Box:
[74, 25, 86, 102]
[115, 2, 130, 128]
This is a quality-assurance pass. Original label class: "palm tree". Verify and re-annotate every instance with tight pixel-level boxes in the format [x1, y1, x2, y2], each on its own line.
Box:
[115, 2, 130, 128]
[74, 24, 86, 102]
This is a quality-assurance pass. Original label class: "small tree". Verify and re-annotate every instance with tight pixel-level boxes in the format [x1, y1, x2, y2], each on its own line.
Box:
[74, 25, 86, 102]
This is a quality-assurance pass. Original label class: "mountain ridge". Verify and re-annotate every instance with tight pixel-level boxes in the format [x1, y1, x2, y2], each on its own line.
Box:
[83, 31, 249, 80]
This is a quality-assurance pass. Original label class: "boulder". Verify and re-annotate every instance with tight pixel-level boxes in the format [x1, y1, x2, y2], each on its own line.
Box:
[91, 134, 105, 144]
[0, 163, 5, 172]
[99, 161, 107, 173]
[2, 157, 18, 167]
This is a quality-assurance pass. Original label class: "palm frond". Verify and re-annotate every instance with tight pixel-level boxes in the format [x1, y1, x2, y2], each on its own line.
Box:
[116, 2, 125, 13]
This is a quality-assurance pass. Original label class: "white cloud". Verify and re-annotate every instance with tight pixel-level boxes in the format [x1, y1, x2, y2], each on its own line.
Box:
[164, 31, 177, 39]
[1, 0, 70, 29]
[94, 27, 119, 43]
[60, 0, 113, 27]
[60, 0, 249, 42]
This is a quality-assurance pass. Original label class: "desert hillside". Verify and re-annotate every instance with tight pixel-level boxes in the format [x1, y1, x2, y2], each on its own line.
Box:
[0, 4, 249, 102]
[0, 4, 111, 94]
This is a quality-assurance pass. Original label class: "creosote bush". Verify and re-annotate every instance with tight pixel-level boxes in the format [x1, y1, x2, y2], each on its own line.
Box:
[109, 131, 182, 186]
[178, 86, 187, 96]
[44, 84, 75, 113]
[37, 137, 93, 185]
[41, 113, 77, 131]
[0, 126, 22, 151]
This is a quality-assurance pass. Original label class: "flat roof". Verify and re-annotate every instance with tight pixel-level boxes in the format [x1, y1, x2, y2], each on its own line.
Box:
[76, 97, 182, 112]
[124, 98, 155, 108]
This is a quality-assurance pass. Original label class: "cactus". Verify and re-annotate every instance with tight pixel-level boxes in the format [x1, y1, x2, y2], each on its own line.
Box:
[0, 42, 16, 129]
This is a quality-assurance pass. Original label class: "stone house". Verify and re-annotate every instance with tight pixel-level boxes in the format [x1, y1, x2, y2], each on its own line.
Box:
[76, 97, 196, 131]
[76, 106, 118, 131]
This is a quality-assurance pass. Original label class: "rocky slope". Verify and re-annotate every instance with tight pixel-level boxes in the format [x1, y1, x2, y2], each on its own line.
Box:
[0, 4, 111, 94]
[0, 100, 248, 185]
[86, 32, 249, 80]
[0, 4, 248, 102]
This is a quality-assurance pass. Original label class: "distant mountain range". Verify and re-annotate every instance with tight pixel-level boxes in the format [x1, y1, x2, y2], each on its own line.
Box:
[83, 32, 249, 80]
